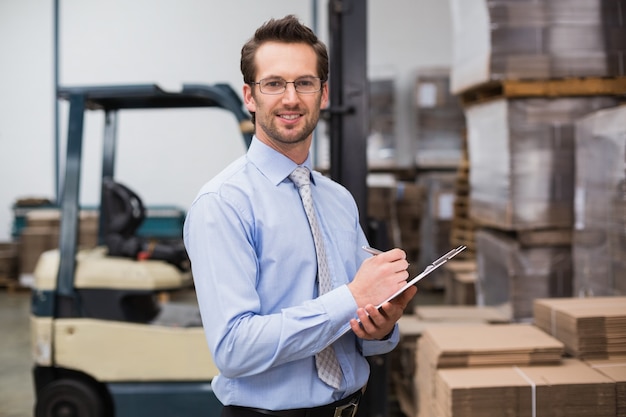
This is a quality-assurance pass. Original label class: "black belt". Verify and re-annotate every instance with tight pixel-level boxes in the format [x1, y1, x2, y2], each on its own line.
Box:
[227, 389, 362, 417]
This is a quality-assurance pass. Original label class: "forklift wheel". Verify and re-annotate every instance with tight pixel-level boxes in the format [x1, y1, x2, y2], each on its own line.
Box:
[35, 378, 106, 417]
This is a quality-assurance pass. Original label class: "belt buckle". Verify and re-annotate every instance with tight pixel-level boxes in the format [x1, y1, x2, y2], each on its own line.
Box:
[333, 400, 358, 417]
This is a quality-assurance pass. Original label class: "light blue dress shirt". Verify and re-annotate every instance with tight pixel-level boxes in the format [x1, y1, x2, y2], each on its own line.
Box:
[183, 137, 399, 409]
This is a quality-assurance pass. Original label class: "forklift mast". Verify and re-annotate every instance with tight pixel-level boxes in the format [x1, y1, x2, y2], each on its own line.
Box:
[327, 0, 369, 232]
[327, 3, 393, 417]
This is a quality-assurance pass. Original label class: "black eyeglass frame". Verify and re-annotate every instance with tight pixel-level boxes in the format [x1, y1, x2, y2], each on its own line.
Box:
[249, 77, 326, 95]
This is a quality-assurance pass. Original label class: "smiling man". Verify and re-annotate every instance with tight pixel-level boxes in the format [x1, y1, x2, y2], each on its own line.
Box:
[183, 15, 417, 417]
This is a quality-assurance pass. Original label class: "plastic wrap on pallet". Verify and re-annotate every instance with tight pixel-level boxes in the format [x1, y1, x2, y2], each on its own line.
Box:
[414, 67, 466, 168]
[417, 171, 457, 289]
[367, 78, 396, 166]
[574, 103, 626, 297]
[465, 96, 619, 231]
[475, 228, 572, 321]
[449, 0, 626, 94]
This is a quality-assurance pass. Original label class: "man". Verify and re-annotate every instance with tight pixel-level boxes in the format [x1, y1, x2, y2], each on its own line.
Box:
[183, 15, 416, 417]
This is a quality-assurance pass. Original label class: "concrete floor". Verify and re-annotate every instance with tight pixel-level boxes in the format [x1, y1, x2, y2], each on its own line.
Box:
[0, 290, 35, 417]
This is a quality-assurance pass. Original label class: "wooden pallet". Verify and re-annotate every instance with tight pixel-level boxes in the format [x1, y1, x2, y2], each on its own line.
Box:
[459, 76, 626, 106]
[449, 136, 476, 260]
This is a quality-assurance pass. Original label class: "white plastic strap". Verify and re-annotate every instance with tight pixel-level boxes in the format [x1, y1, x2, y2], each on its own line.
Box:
[514, 366, 536, 417]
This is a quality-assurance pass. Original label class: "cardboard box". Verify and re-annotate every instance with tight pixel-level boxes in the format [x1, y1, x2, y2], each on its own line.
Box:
[416, 323, 563, 417]
[435, 359, 616, 417]
[0, 242, 19, 279]
[534, 296, 626, 359]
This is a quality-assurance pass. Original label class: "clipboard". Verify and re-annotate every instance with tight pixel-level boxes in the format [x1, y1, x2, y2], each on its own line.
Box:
[373, 244, 466, 308]
[327, 245, 467, 344]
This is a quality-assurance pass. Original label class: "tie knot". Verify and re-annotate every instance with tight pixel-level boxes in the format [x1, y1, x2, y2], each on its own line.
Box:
[289, 166, 311, 188]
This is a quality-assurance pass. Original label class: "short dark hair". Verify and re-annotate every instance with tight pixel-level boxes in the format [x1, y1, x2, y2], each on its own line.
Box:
[240, 15, 329, 84]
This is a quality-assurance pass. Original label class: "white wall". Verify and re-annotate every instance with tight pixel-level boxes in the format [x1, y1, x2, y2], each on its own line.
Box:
[0, 0, 452, 241]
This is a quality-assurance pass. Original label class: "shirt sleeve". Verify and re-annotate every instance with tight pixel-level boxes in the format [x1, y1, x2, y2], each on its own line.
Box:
[184, 191, 359, 379]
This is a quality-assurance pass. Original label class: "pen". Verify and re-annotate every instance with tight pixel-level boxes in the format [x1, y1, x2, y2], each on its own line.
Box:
[362, 246, 383, 255]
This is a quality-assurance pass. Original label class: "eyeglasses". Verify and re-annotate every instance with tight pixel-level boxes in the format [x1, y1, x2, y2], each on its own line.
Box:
[251, 77, 324, 95]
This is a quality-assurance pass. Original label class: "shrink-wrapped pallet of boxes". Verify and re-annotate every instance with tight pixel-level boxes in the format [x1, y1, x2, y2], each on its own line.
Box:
[368, 78, 396, 167]
[448, 0, 626, 94]
[574, 104, 626, 296]
[465, 96, 619, 231]
[367, 176, 425, 279]
[475, 228, 572, 321]
[414, 68, 466, 169]
[447, 0, 626, 333]
[417, 171, 456, 289]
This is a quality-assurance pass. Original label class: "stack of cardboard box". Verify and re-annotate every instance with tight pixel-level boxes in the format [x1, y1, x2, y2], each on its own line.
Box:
[18, 209, 99, 279]
[435, 358, 617, 417]
[416, 324, 564, 417]
[414, 67, 466, 169]
[449, 0, 626, 94]
[573, 104, 626, 295]
[587, 359, 626, 417]
[533, 296, 626, 416]
[475, 228, 573, 320]
[417, 171, 457, 289]
[368, 78, 396, 166]
[441, 260, 477, 305]
[368, 178, 425, 280]
[447, 0, 626, 319]
[534, 296, 626, 358]
[393, 308, 509, 417]
[399, 296, 626, 417]
[0, 241, 19, 289]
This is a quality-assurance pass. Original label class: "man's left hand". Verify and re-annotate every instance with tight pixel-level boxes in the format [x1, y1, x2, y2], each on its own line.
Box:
[349, 285, 417, 340]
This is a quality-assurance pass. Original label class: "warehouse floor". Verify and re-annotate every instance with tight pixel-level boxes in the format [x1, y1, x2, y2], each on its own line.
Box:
[0, 290, 34, 417]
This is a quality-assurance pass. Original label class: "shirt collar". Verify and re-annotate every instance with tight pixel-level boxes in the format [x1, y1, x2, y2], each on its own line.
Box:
[247, 136, 315, 186]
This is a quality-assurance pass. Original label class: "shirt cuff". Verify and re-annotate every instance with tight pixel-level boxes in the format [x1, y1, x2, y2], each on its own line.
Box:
[318, 284, 358, 329]
[360, 324, 399, 356]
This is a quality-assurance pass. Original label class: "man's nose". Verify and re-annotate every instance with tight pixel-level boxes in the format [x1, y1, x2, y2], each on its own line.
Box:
[282, 83, 299, 100]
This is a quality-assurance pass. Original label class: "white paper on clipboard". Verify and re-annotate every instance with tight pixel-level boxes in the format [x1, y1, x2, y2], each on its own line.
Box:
[327, 245, 467, 345]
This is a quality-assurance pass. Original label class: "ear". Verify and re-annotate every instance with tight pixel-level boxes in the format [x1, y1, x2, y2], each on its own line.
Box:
[243, 84, 256, 113]
[320, 82, 329, 109]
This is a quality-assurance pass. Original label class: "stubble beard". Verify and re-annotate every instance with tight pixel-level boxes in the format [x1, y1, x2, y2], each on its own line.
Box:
[256, 96, 322, 147]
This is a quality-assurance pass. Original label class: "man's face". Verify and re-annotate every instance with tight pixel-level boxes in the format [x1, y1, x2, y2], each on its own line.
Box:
[243, 41, 328, 153]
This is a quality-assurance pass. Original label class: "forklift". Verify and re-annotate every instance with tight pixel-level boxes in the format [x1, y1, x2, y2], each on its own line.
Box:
[30, 83, 254, 417]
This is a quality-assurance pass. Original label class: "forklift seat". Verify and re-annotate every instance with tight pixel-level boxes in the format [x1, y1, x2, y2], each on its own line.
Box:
[33, 247, 193, 322]
[102, 179, 189, 271]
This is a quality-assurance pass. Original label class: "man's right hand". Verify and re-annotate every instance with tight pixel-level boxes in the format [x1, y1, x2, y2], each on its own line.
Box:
[347, 248, 410, 308]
